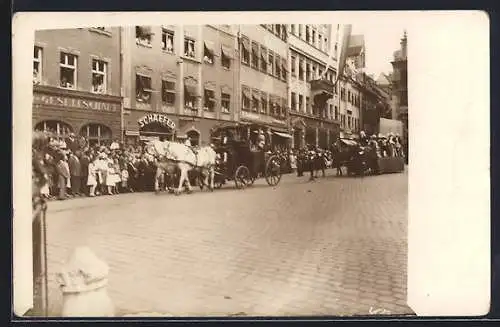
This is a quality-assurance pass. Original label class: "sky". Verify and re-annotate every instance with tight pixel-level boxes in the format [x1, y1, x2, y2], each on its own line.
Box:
[350, 22, 407, 78]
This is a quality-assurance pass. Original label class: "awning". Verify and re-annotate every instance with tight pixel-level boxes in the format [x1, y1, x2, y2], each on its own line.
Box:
[273, 131, 292, 139]
[251, 43, 259, 55]
[340, 138, 358, 146]
[252, 92, 260, 101]
[204, 41, 215, 56]
[241, 38, 250, 51]
[221, 44, 234, 59]
[185, 85, 199, 96]
[242, 88, 251, 98]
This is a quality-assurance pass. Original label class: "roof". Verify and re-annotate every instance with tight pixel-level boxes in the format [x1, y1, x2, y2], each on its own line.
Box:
[376, 73, 391, 86]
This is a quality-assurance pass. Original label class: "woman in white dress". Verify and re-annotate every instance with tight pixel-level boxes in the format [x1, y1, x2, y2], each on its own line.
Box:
[87, 155, 98, 196]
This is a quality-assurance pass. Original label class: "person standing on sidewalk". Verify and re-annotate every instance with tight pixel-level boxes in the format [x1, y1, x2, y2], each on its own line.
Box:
[56, 152, 70, 200]
[79, 151, 90, 196]
[68, 151, 81, 196]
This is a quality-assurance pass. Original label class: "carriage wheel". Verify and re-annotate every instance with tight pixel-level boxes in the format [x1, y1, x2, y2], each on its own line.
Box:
[265, 155, 282, 186]
[234, 165, 251, 189]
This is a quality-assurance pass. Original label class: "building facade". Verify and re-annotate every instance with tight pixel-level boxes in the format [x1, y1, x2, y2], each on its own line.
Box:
[391, 31, 408, 159]
[287, 24, 340, 149]
[236, 24, 290, 149]
[33, 27, 122, 145]
[121, 25, 240, 146]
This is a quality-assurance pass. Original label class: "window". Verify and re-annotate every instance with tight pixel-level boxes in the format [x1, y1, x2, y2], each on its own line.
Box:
[203, 41, 215, 64]
[291, 55, 296, 76]
[306, 62, 311, 82]
[162, 29, 174, 53]
[298, 24, 303, 38]
[312, 29, 316, 46]
[221, 92, 231, 113]
[251, 42, 259, 69]
[306, 96, 310, 114]
[136, 26, 153, 46]
[35, 120, 73, 141]
[252, 90, 260, 112]
[306, 26, 310, 43]
[260, 46, 268, 72]
[162, 80, 176, 106]
[275, 24, 281, 36]
[241, 38, 250, 64]
[329, 104, 333, 119]
[335, 106, 339, 120]
[184, 37, 196, 58]
[291, 24, 296, 35]
[341, 88, 346, 101]
[348, 116, 352, 129]
[281, 58, 287, 80]
[33, 46, 42, 85]
[275, 55, 281, 78]
[80, 124, 112, 146]
[318, 34, 322, 50]
[242, 87, 251, 110]
[91, 59, 107, 94]
[204, 89, 216, 112]
[275, 99, 282, 118]
[268, 51, 274, 75]
[261, 92, 268, 114]
[184, 85, 197, 109]
[298, 94, 303, 112]
[221, 46, 231, 69]
[60, 53, 77, 89]
[348, 90, 351, 103]
[299, 59, 304, 81]
[136, 74, 152, 104]
[291, 92, 297, 110]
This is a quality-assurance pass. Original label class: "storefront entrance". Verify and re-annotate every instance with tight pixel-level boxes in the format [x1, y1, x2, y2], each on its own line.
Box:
[80, 123, 112, 146]
[34, 120, 73, 140]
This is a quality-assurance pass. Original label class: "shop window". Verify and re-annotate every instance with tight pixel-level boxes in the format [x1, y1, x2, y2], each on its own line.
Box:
[136, 26, 153, 46]
[252, 90, 260, 112]
[298, 94, 303, 112]
[80, 123, 112, 146]
[184, 37, 196, 58]
[204, 89, 216, 112]
[241, 86, 250, 111]
[35, 120, 73, 141]
[203, 41, 215, 64]
[221, 92, 230, 113]
[162, 80, 176, 106]
[241, 37, 250, 64]
[33, 46, 42, 85]
[268, 51, 274, 75]
[299, 59, 304, 81]
[136, 74, 153, 104]
[60, 52, 77, 89]
[291, 92, 297, 111]
[260, 46, 268, 72]
[162, 29, 174, 53]
[91, 59, 107, 94]
[251, 42, 259, 69]
[275, 55, 281, 78]
[260, 92, 268, 114]
[291, 55, 296, 77]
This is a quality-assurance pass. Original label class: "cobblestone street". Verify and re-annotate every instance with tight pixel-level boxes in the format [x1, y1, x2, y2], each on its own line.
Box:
[45, 168, 412, 317]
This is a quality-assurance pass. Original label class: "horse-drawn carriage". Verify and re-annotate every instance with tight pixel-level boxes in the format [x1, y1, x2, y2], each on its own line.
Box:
[210, 122, 282, 189]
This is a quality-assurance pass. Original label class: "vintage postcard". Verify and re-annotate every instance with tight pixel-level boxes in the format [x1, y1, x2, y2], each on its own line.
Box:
[12, 11, 490, 318]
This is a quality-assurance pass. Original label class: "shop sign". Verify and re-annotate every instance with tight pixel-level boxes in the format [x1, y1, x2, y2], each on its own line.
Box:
[33, 93, 119, 112]
[138, 114, 176, 129]
[241, 111, 286, 126]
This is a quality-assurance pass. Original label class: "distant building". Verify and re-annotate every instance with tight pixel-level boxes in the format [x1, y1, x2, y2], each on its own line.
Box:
[391, 31, 408, 159]
[32, 28, 122, 146]
[120, 25, 240, 146]
[287, 24, 339, 149]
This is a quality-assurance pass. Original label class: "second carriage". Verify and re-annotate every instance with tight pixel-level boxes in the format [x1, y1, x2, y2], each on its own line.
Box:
[209, 122, 282, 189]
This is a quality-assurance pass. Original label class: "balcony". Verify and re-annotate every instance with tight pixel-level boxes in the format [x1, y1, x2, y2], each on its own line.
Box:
[310, 78, 334, 99]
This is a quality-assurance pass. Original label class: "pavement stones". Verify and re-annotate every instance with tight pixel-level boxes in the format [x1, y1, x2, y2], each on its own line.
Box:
[44, 169, 413, 317]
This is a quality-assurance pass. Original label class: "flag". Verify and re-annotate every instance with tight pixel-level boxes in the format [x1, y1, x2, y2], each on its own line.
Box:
[336, 24, 352, 81]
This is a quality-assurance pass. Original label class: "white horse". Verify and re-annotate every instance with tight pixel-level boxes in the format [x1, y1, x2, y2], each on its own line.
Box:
[145, 140, 216, 195]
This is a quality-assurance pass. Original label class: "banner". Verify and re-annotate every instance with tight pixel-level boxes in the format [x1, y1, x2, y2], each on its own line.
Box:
[336, 24, 353, 83]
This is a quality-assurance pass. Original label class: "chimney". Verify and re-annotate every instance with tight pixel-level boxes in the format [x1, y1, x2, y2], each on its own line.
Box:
[400, 30, 407, 59]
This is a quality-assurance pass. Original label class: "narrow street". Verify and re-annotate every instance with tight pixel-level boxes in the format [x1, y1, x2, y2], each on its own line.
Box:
[45, 169, 412, 317]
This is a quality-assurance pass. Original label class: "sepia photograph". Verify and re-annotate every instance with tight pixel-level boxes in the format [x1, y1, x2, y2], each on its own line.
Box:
[14, 11, 489, 319]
